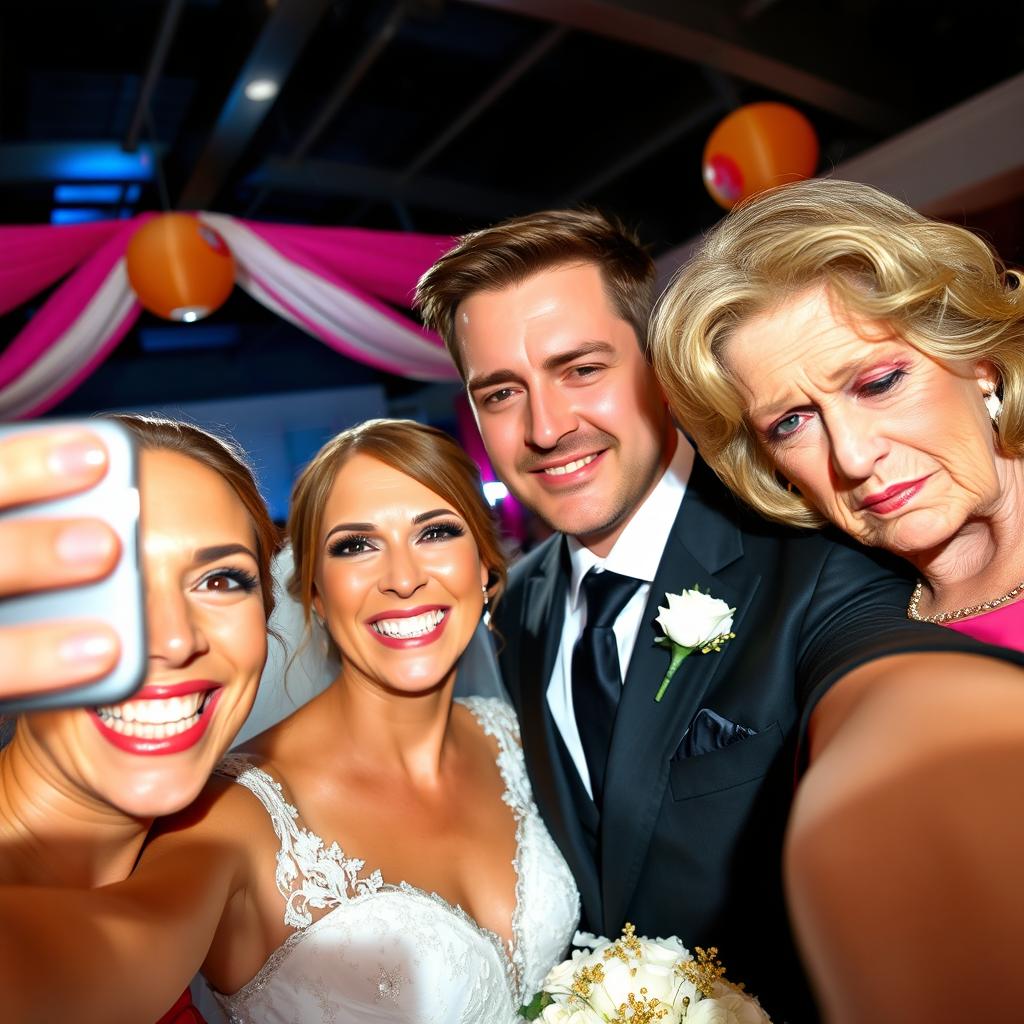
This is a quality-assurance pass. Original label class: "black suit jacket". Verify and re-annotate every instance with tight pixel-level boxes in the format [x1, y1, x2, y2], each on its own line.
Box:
[496, 457, 1005, 1022]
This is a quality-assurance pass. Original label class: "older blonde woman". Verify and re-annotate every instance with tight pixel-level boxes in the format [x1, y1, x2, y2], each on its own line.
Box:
[651, 178, 1024, 1022]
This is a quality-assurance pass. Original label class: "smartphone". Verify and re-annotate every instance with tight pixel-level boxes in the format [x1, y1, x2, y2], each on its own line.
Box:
[0, 419, 146, 714]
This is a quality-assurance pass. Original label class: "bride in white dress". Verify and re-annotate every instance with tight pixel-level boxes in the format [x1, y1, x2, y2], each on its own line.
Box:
[200, 419, 578, 1023]
[0, 419, 577, 1024]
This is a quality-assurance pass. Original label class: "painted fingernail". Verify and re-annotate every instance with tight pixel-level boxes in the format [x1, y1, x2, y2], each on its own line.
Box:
[48, 436, 107, 477]
[58, 631, 116, 664]
[55, 523, 117, 565]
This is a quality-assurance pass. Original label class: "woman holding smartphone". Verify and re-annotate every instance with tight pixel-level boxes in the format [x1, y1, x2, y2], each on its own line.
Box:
[0, 415, 279, 1023]
[1, 418, 579, 1024]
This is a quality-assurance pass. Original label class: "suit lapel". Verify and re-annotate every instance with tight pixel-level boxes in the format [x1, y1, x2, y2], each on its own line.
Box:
[599, 460, 761, 932]
[516, 538, 602, 920]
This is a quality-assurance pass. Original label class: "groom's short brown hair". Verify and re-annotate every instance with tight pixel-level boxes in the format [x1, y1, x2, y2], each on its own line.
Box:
[415, 208, 655, 379]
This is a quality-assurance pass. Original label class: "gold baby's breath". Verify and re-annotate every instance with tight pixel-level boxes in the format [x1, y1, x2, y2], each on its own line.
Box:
[571, 962, 606, 1000]
[603, 921, 643, 966]
[676, 945, 727, 999]
[608, 989, 671, 1023]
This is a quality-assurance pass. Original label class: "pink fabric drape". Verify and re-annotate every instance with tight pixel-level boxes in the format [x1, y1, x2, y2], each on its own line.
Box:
[239, 221, 452, 310]
[0, 221, 123, 316]
[0, 215, 459, 419]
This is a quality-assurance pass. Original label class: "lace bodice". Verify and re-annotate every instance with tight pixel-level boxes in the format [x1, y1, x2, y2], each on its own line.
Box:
[211, 697, 579, 1024]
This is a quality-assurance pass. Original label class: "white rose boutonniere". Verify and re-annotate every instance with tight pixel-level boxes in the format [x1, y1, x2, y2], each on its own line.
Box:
[654, 586, 736, 702]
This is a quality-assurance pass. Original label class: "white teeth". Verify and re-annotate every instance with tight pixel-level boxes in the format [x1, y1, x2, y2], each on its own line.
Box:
[371, 609, 446, 639]
[543, 454, 597, 476]
[95, 692, 210, 739]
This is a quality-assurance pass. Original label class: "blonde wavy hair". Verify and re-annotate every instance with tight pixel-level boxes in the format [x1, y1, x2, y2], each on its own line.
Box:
[651, 178, 1024, 529]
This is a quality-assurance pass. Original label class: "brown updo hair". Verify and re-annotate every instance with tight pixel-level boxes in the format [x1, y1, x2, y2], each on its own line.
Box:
[109, 414, 279, 618]
[287, 419, 506, 646]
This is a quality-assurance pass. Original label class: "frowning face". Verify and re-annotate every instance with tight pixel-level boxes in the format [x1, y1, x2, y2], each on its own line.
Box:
[21, 449, 267, 819]
[723, 285, 1003, 558]
[314, 454, 489, 696]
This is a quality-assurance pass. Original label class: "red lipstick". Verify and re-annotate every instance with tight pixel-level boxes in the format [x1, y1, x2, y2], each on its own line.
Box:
[89, 682, 222, 756]
[366, 605, 450, 649]
[859, 477, 930, 515]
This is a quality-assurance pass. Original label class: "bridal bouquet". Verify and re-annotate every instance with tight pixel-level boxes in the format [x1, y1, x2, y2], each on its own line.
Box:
[521, 924, 771, 1023]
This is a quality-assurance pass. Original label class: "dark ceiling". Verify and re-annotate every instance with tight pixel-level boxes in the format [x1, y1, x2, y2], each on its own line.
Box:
[2, 0, 1022, 416]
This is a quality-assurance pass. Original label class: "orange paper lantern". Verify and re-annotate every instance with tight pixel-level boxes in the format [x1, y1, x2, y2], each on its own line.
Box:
[126, 213, 235, 321]
[702, 102, 819, 210]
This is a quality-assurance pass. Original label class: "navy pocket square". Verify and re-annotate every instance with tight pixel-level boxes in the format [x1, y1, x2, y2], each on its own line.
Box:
[680, 708, 756, 758]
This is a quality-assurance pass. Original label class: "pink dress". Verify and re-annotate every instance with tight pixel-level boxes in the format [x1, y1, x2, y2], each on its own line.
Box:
[944, 599, 1024, 652]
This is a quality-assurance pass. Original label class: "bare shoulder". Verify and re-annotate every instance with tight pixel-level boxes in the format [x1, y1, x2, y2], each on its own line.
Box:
[455, 697, 522, 763]
[147, 760, 279, 859]
[234, 687, 331, 766]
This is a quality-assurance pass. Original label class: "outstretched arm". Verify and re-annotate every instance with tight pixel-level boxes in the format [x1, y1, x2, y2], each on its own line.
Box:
[0, 796, 246, 1024]
[787, 651, 1024, 1023]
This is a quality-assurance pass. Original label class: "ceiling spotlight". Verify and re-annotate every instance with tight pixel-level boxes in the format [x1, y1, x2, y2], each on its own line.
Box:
[244, 79, 279, 102]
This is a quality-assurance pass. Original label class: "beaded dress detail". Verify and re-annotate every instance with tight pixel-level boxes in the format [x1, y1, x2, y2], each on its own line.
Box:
[212, 697, 579, 1024]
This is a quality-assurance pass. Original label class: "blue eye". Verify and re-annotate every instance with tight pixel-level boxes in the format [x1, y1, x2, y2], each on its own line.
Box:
[484, 388, 515, 406]
[772, 414, 803, 438]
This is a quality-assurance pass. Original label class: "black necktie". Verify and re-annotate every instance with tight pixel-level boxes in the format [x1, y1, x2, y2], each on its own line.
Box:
[572, 568, 643, 808]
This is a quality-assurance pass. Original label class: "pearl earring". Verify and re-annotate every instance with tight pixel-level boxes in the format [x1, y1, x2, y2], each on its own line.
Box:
[481, 585, 490, 608]
[984, 389, 1003, 425]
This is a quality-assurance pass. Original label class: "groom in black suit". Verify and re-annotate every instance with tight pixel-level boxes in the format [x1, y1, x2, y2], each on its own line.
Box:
[416, 210, 1000, 1021]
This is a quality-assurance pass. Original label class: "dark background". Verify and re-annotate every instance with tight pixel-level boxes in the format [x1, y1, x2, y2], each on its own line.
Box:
[2, 0, 1022, 420]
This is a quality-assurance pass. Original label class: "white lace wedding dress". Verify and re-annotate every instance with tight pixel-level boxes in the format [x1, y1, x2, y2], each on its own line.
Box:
[211, 697, 579, 1024]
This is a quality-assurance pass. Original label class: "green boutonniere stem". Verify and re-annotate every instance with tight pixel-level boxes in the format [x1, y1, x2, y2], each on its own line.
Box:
[654, 642, 693, 702]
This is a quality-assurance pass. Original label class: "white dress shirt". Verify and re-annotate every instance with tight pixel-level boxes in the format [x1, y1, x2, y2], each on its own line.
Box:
[547, 432, 695, 796]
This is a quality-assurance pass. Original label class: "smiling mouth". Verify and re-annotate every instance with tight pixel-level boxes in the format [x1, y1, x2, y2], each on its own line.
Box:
[539, 453, 598, 476]
[94, 691, 214, 741]
[371, 609, 447, 639]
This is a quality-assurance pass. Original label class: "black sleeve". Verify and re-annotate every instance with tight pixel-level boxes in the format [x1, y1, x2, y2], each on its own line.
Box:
[795, 534, 1024, 770]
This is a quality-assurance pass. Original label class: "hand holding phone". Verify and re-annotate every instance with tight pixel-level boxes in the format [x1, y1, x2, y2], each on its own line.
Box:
[0, 424, 140, 710]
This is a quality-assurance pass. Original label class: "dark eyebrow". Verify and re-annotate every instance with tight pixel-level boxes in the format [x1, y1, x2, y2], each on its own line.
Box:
[541, 340, 616, 371]
[325, 509, 459, 543]
[194, 543, 259, 564]
[467, 368, 524, 394]
[414, 508, 458, 524]
[325, 522, 374, 543]
[466, 340, 616, 394]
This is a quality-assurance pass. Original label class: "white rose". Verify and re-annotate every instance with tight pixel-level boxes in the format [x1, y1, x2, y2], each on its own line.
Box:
[542, 953, 581, 994]
[539, 1001, 596, 1023]
[687, 989, 772, 1024]
[636, 935, 689, 966]
[714, 989, 772, 1023]
[572, 931, 611, 950]
[587, 956, 680, 1018]
[685, 1000, 733, 1024]
[656, 589, 735, 649]
[672, 977, 702, 1015]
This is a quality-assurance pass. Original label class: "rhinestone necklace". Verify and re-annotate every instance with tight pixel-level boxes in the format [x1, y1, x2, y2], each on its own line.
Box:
[907, 577, 1024, 625]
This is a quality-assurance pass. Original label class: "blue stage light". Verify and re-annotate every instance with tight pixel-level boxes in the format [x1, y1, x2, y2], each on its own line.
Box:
[53, 183, 124, 204]
[50, 144, 156, 182]
[50, 208, 111, 225]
